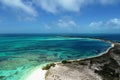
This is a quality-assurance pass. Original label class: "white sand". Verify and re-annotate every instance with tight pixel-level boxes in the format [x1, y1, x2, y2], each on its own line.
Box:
[21, 63, 49, 80]
[25, 68, 47, 80]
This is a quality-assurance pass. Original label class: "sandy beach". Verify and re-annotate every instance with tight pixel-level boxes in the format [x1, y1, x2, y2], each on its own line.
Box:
[21, 63, 49, 80]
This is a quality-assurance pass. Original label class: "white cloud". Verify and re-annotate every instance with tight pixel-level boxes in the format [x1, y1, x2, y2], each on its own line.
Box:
[89, 18, 120, 33]
[99, 0, 120, 5]
[0, 0, 37, 16]
[34, 0, 58, 13]
[90, 18, 120, 28]
[42, 17, 78, 32]
[0, 0, 120, 16]
[107, 18, 120, 26]
[89, 21, 103, 27]
[53, 18, 79, 33]
[34, 0, 94, 13]
[57, 19, 77, 28]
[34, 0, 120, 14]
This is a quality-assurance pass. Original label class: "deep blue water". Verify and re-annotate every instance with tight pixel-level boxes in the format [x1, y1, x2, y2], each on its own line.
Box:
[0, 34, 120, 41]
[73, 34, 120, 42]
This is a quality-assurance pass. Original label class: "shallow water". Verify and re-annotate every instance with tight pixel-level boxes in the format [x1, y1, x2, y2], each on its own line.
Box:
[0, 35, 111, 80]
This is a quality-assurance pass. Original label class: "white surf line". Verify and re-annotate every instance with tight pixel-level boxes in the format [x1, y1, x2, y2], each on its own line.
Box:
[22, 63, 49, 80]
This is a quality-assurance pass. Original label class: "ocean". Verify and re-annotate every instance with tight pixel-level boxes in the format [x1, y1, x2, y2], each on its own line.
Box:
[0, 34, 119, 80]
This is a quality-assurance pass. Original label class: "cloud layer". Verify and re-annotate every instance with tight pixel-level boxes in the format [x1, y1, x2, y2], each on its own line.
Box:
[0, 0, 120, 15]
[34, 0, 92, 13]
[42, 18, 78, 33]
[0, 0, 37, 16]
[57, 19, 77, 28]
[34, 0, 120, 13]
[89, 18, 120, 33]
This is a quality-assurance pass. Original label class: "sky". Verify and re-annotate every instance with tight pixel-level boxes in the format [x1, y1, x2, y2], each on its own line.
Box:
[0, 0, 120, 34]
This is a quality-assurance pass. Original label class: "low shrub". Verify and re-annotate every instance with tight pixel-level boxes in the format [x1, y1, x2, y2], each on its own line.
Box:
[42, 63, 56, 70]
[62, 60, 71, 64]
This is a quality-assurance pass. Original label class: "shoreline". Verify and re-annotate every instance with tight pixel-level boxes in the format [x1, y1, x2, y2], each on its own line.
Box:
[22, 37, 118, 80]
[45, 41, 120, 80]
[73, 43, 114, 62]
[45, 39, 120, 80]
[21, 63, 49, 80]
[45, 37, 114, 64]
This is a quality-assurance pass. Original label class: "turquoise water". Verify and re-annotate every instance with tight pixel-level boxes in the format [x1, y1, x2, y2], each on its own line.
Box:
[0, 35, 111, 80]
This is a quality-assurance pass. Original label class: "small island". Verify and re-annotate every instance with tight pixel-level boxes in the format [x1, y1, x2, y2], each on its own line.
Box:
[43, 42, 120, 80]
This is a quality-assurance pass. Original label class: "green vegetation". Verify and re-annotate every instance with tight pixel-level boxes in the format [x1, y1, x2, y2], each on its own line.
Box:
[61, 60, 71, 64]
[42, 63, 56, 70]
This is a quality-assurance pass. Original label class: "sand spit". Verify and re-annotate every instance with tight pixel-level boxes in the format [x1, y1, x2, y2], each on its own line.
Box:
[45, 43, 120, 80]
